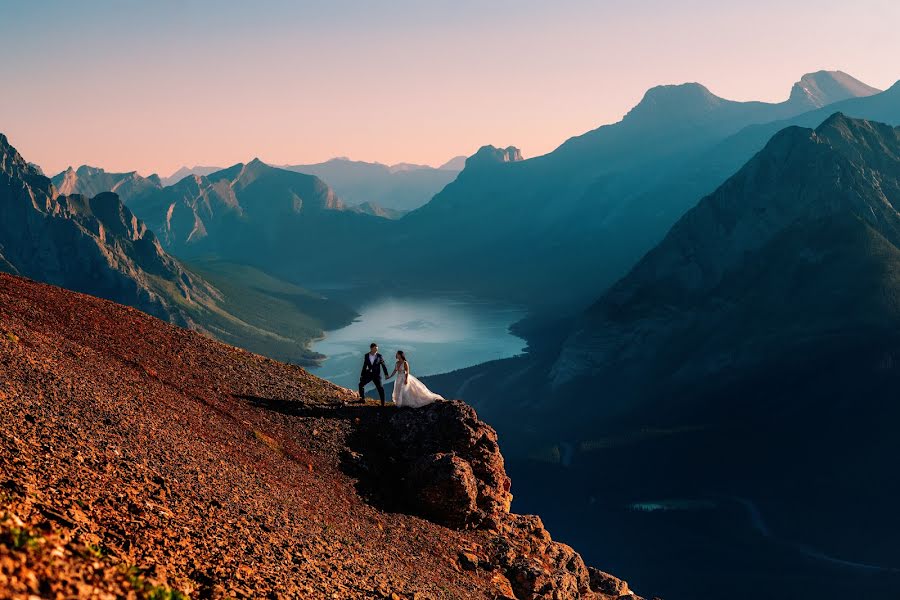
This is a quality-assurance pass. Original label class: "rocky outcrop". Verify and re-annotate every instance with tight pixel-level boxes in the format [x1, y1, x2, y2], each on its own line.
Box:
[384, 400, 513, 527]
[348, 400, 645, 600]
[465, 145, 524, 169]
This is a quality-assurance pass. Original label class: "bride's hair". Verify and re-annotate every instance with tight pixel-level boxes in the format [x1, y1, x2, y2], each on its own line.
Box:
[396, 350, 407, 362]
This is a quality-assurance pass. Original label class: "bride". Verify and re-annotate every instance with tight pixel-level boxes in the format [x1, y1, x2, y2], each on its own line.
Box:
[388, 350, 444, 408]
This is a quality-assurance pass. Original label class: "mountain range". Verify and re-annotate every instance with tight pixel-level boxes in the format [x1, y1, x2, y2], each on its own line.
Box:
[42, 72, 887, 314]
[248, 70, 884, 309]
[427, 114, 900, 600]
[0, 134, 355, 365]
[282, 155, 465, 211]
[124, 159, 388, 261]
[1, 135, 208, 325]
[158, 155, 465, 212]
[554, 113, 900, 416]
[365, 71, 887, 307]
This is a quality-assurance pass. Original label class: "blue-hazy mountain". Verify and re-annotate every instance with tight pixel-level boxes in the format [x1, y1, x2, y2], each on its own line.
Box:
[321, 71, 883, 308]
[281, 155, 464, 211]
[160, 165, 224, 186]
[54, 72, 883, 314]
[425, 114, 900, 600]
[554, 113, 900, 410]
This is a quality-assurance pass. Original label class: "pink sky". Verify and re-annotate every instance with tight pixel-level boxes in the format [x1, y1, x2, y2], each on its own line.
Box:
[2, 0, 898, 178]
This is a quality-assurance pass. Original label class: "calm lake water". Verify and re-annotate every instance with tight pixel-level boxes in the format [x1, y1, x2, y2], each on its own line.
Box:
[309, 295, 527, 390]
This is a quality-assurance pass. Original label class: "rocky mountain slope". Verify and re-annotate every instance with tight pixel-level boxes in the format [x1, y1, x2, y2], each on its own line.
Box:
[0, 134, 355, 365]
[0, 273, 647, 600]
[51, 165, 163, 203]
[552, 113, 900, 404]
[0, 134, 218, 327]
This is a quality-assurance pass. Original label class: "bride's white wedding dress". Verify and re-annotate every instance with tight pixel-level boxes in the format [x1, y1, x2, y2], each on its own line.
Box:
[392, 361, 443, 408]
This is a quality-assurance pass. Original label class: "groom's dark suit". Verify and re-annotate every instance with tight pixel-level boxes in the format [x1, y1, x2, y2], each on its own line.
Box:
[359, 352, 390, 405]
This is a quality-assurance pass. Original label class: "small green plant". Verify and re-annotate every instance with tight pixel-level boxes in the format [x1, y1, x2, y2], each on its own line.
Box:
[85, 542, 108, 559]
[8, 526, 42, 550]
[121, 564, 188, 600]
[146, 586, 188, 600]
[4, 331, 18, 344]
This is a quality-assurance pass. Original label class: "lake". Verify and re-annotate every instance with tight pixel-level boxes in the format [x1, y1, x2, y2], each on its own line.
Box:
[308, 295, 527, 390]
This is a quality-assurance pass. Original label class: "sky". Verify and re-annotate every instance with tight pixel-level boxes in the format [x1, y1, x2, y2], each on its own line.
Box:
[2, 0, 898, 177]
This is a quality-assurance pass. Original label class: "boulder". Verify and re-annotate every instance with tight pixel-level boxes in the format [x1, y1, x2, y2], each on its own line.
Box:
[384, 400, 512, 527]
[408, 453, 478, 528]
[587, 567, 632, 599]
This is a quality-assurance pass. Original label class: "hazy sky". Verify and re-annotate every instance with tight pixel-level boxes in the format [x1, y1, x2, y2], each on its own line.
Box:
[2, 0, 898, 177]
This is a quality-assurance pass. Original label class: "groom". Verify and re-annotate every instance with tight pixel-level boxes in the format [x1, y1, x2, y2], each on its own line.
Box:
[359, 342, 390, 406]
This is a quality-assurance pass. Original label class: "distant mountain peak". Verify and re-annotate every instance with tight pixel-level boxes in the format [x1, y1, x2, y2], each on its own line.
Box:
[465, 145, 523, 169]
[817, 110, 854, 130]
[438, 155, 467, 171]
[0, 134, 44, 182]
[161, 165, 224, 187]
[76, 164, 107, 176]
[233, 158, 271, 185]
[789, 70, 881, 109]
[624, 82, 724, 123]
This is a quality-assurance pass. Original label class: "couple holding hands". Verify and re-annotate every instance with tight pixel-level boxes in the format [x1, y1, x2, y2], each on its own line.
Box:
[357, 343, 443, 408]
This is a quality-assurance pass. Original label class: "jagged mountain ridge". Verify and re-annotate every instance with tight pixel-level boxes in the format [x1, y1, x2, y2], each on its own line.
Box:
[0, 134, 217, 326]
[0, 273, 646, 600]
[51, 165, 162, 202]
[0, 134, 355, 365]
[126, 158, 388, 261]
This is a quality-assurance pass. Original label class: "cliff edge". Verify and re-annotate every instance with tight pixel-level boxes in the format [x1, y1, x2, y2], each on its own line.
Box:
[0, 273, 646, 600]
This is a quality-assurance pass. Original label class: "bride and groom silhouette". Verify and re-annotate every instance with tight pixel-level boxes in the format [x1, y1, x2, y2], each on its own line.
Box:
[358, 342, 444, 408]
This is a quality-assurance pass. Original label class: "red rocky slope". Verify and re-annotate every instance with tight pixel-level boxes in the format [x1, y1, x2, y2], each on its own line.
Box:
[0, 273, 645, 600]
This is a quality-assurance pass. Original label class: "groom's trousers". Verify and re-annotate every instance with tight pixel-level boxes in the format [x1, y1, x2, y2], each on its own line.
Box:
[359, 374, 386, 405]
